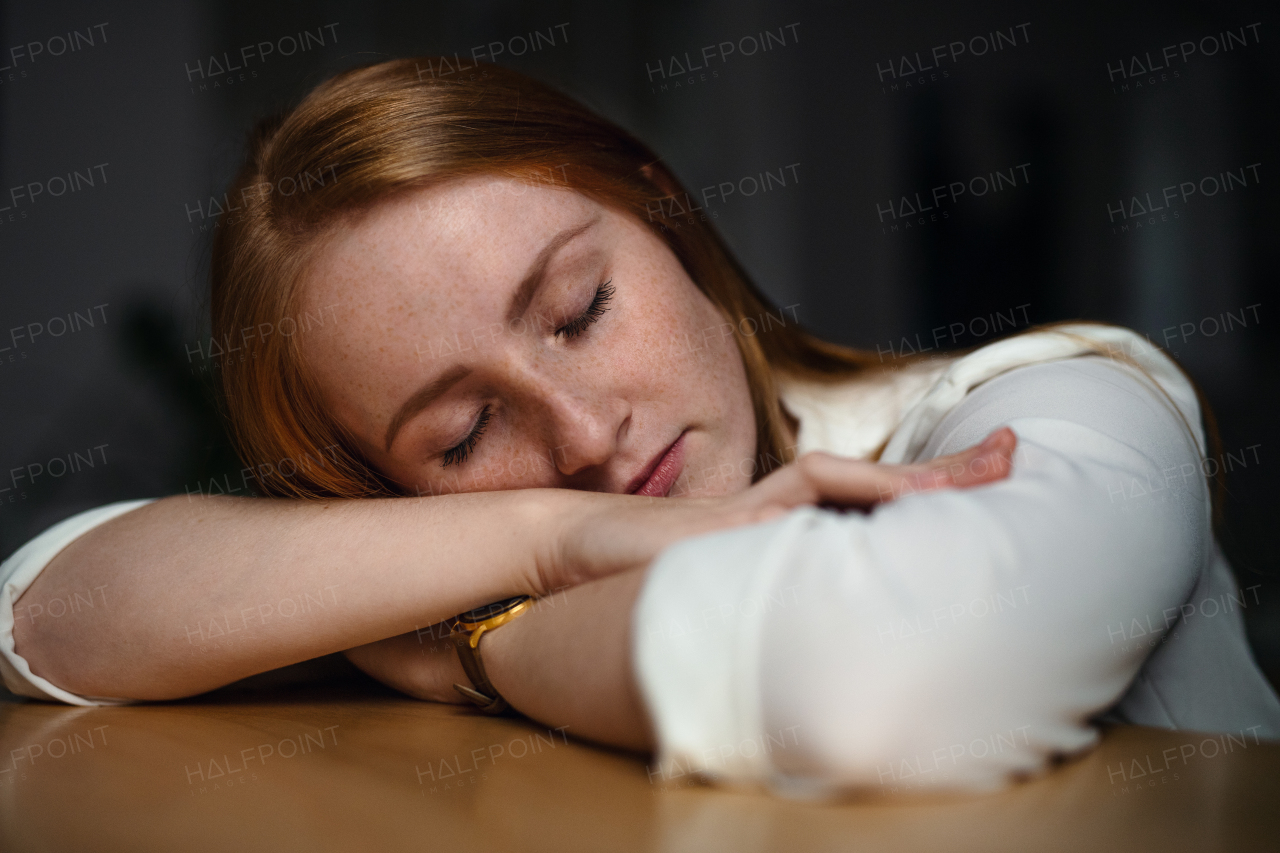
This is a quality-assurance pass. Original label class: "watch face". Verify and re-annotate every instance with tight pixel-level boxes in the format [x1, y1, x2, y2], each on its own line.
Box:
[459, 595, 530, 623]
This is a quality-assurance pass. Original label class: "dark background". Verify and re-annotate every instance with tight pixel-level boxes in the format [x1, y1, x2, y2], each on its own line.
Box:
[1, 1, 1276, 682]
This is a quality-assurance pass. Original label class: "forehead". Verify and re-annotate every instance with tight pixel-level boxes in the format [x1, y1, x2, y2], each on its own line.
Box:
[301, 176, 600, 312]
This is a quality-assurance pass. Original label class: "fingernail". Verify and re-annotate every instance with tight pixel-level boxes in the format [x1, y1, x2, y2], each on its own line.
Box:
[979, 430, 1004, 451]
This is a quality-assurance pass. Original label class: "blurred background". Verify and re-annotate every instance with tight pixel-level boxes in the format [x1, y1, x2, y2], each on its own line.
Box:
[0, 0, 1276, 683]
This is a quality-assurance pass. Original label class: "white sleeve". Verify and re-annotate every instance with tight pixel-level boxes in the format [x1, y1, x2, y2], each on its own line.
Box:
[632, 358, 1223, 796]
[1, 499, 155, 705]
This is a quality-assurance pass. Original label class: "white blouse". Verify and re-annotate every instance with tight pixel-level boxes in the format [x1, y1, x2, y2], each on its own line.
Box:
[632, 325, 1280, 795]
[3, 325, 1278, 795]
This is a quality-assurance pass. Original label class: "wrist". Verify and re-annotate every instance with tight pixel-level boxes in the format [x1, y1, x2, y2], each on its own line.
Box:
[510, 488, 574, 598]
[446, 595, 534, 713]
[484, 569, 656, 750]
[518, 487, 618, 596]
[343, 632, 468, 704]
[418, 489, 578, 603]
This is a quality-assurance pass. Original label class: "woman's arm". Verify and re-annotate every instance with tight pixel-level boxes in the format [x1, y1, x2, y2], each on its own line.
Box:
[345, 569, 652, 750]
[626, 358, 1219, 792]
[441, 359, 1264, 795]
[485, 569, 651, 750]
[10, 489, 574, 701]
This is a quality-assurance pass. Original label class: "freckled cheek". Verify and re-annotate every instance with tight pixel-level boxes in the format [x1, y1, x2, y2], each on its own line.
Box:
[666, 314, 742, 397]
[475, 450, 563, 490]
[626, 288, 702, 364]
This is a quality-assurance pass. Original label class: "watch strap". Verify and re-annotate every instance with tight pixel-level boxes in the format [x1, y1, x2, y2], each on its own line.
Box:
[452, 638, 510, 715]
[447, 595, 532, 715]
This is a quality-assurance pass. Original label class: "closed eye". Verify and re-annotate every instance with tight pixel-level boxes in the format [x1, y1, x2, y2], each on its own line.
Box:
[441, 405, 491, 467]
[555, 279, 614, 339]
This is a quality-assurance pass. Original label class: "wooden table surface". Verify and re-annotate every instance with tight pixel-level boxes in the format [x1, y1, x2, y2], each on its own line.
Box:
[2, 666, 1277, 853]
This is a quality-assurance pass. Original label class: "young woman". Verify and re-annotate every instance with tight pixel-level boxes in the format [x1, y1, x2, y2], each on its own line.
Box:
[4, 60, 1276, 796]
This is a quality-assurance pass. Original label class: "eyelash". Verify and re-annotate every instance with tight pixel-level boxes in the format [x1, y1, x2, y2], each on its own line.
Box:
[441, 405, 491, 468]
[555, 279, 614, 339]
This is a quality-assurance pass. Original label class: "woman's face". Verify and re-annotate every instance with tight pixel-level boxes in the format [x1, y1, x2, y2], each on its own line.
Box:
[297, 176, 759, 499]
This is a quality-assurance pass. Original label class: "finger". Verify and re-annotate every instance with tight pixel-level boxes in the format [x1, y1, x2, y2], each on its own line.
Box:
[898, 428, 1017, 486]
[791, 452, 902, 506]
[879, 428, 1018, 499]
[750, 428, 1018, 513]
[942, 427, 1017, 487]
[976, 426, 1017, 457]
[782, 450, 980, 508]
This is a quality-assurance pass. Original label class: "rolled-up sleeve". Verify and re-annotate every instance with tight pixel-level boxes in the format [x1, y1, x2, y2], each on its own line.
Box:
[632, 358, 1227, 795]
[1, 499, 154, 705]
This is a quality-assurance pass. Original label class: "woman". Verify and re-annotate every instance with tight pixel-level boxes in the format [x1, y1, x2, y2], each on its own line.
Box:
[3, 60, 1277, 796]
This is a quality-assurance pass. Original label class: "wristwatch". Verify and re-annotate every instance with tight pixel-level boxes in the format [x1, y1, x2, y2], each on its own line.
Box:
[445, 595, 532, 715]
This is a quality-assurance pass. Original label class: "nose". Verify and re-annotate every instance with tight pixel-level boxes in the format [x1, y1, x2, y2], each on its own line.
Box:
[544, 388, 630, 478]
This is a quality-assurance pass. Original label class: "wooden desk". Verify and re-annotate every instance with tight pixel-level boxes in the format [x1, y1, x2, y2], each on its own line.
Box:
[2, 671, 1277, 852]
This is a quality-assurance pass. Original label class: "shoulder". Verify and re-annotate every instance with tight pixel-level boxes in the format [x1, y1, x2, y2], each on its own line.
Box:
[884, 324, 1204, 464]
[924, 357, 1198, 457]
[777, 358, 952, 459]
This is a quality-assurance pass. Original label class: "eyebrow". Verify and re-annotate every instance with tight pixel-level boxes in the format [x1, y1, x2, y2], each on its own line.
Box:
[383, 215, 601, 454]
[505, 215, 601, 323]
[384, 364, 471, 453]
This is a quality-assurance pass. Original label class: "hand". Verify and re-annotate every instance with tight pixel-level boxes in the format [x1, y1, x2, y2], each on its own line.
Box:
[749, 425, 1018, 508]
[540, 427, 1017, 592]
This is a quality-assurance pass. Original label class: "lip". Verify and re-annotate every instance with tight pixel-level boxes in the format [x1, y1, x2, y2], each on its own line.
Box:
[627, 432, 687, 497]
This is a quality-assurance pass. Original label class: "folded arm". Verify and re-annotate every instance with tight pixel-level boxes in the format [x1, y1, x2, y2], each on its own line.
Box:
[7, 430, 1008, 704]
[472, 359, 1216, 791]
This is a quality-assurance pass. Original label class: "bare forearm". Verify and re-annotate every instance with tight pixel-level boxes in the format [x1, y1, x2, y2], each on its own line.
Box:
[13, 490, 564, 700]
[484, 569, 654, 752]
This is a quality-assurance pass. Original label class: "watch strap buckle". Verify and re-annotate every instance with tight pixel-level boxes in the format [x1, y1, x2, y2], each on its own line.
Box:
[453, 682, 510, 715]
